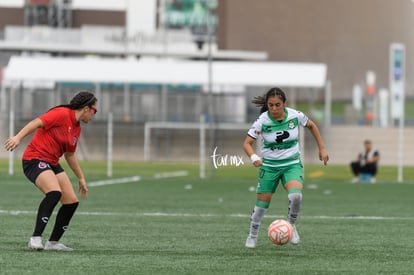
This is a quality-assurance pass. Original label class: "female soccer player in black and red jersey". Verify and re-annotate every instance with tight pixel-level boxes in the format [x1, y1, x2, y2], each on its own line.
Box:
[4, 91, 97, 251]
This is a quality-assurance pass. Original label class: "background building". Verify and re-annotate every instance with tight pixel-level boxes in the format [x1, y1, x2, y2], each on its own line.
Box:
[217, 0, 414, 101]
[0, 0, 413, 166]
[2, 1, 413, 100]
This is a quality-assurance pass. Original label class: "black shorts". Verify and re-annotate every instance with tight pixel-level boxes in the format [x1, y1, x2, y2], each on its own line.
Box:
[22, 159, 64, 184]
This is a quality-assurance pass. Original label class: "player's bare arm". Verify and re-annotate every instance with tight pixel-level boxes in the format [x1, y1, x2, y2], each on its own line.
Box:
[4, 118, 43, 151]
[305, 119, 329, 165]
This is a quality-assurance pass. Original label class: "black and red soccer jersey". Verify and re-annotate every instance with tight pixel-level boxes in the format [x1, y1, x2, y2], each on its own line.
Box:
[23, 107, 81, 165]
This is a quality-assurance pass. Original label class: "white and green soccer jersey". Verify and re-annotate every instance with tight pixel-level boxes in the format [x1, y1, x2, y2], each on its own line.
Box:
[247, 107, 309, 168]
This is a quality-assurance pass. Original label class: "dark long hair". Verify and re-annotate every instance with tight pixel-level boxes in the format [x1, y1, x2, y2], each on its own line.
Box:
[52, 91, 97, 110]
[252, 87, 286, 114]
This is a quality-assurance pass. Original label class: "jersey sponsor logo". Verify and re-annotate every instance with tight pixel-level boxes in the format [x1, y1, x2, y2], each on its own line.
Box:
[275, 131, 290, 143]
[38, 161, 50, 170]
[263, 125, 273, 133]
[250, 126, 261, 135]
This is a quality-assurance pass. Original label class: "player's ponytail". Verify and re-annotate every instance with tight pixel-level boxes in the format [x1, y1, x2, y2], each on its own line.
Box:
[252, 95, 268, 114]
[49, 90, 97, 111]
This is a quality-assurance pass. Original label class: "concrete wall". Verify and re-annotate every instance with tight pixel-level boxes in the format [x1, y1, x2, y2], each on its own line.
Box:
[320, 126, 414, 166]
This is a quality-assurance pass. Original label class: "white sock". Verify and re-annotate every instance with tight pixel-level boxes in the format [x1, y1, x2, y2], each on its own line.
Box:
[287, 193, 302, 225]
[249, 206, 267, 236]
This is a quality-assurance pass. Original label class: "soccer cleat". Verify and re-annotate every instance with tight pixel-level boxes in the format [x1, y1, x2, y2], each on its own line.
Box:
[370, 177, 376, 184]
[245, 234, 258, 248]
[44, 241, 74, 252]
[351, 177, 359, 183]
[290, 224, 300, 245]
[28, 236, 44, 251]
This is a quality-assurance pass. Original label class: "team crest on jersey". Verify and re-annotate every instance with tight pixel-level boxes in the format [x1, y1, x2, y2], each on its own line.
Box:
[72, 137, 77, 146]
[288, 120, 295, 129]
[38, 161, 50, 170]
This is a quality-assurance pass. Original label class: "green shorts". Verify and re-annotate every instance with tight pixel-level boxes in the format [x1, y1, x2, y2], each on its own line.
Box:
[256, 162, 304, 193]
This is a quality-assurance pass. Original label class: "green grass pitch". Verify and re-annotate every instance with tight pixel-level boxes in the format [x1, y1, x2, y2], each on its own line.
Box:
[0, 160, 413, 274]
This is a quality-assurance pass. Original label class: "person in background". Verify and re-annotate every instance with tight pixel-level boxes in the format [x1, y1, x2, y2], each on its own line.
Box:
[243, 87, 329, 248]
[4, 91, 97, 251]
[350, 139, 380, 183]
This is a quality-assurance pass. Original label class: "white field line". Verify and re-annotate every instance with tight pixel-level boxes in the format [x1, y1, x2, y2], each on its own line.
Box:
[87, 170, 189, 187]
[88, 176, 141, 187]
[0, 209, 413, 221]
[153, 170, 189, 179]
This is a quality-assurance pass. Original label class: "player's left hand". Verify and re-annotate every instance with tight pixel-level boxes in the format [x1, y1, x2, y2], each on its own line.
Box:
[78, 178, 88, 199]
[319, 149, 329, 165]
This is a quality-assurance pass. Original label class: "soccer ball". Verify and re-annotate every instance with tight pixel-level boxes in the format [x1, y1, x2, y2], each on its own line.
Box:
[267, 219, 293, 246]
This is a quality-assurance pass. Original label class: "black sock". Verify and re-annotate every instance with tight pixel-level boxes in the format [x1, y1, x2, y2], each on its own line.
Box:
[33, 191, 62, 237]
[49, 202, 79, 242]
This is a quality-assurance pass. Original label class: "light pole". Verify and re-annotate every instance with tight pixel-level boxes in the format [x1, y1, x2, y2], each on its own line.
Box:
[202, 0, 216, 177]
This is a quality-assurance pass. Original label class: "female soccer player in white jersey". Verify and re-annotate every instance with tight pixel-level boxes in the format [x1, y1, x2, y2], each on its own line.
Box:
[243, 87, 329, 248]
